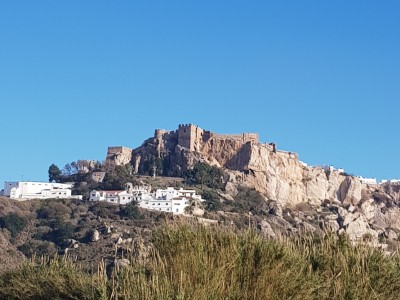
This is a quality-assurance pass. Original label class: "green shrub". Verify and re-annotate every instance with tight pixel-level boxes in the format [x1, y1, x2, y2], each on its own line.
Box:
[201, 190, 222, 211]
[89, 202, 120, 220]
[120, 201, 141, 220]
[0, 213, 27, 238]
[18, 241, 57, 258]
[37, 201, 72, 220]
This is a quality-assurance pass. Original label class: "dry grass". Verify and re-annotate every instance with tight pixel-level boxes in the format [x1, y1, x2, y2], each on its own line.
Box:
[1, 223, 400, 299]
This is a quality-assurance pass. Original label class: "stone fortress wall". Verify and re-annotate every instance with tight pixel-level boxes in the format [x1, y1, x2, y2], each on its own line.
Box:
[106, 146, 133, 166]
[210, 132, 259, 143]
[175, 124, 259, 152]
[107, 146, 132, 156]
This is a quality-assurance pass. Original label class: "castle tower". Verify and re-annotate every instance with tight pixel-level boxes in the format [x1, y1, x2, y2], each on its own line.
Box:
[177, 124, 204, 151]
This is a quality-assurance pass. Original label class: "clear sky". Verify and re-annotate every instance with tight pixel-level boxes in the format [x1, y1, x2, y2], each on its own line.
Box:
[1, 1, 399, 184]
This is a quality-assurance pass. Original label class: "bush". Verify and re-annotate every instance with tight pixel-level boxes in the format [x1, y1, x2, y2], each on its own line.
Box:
[0, 213, 27, 238]
[37, 201, 72, 220]
[42, 219, 76, 245]
[89, 202, 120, 220]
[201, 190, 222, 211]
[233, 187, 268, 214]
[18, 241, 57, 258]
[120, 201, 141, 220]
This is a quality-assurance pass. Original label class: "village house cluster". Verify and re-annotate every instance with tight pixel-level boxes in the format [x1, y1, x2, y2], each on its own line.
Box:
[0, 181, 203, 215]
[89, 186, 203, 215]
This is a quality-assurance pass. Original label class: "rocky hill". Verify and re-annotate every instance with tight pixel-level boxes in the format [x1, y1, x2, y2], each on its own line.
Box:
[105, 124, 400, 246]
[1, 124, 399, 271]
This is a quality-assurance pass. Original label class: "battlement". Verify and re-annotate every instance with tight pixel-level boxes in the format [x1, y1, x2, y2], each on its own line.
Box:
[210, 133, 259, 143]
[154, 129, 168, 137]
[107, 146, 132, 155]
[178, 123, 201, 130]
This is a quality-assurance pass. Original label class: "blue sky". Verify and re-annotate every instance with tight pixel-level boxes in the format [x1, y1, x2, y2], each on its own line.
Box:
[0, 1, 399, 184]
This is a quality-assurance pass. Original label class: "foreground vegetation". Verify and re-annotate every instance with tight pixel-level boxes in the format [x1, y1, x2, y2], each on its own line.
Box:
[1, 224, 400, 300]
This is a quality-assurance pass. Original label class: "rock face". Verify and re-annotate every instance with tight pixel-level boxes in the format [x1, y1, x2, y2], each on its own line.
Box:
[105, 124, 400, 246]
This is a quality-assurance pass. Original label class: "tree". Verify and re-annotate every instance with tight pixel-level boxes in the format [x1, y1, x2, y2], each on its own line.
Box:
[184, 162, 224, 189]
[62, 163, 73, 177]
[100, 164, 135, 190]
[48, 164, 62, 183]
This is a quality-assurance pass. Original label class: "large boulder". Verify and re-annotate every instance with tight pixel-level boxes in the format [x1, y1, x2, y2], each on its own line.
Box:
[338, 177, 362, 206]
[345, 214, 377, 242]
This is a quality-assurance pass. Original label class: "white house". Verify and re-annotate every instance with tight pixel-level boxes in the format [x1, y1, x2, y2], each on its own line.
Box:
[358, 177, 377, 185]
[89, 190, 135, 205]
[2, 181, 81, 200]
[319, 165, 344, 173]
[139, 196, 190, 214]
[139, 187, 203, 214]
[154, 187, 202, 201]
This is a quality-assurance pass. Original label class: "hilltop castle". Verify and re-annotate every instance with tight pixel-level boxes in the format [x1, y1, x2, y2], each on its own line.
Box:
[156, 124, 259, 152]
[106, 124, 260, 167]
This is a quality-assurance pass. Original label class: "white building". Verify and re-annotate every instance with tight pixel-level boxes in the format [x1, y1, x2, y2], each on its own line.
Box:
[139, 187, 203, 214]
[154, 187, 202, 201]
[319, 165, 344, 173]
[139, 196, 190, 214]
[358, 177, 377, 185]
[381, 179, 400, 185]
[89, 190, 135, 205]
[3, 181, 81, 200]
